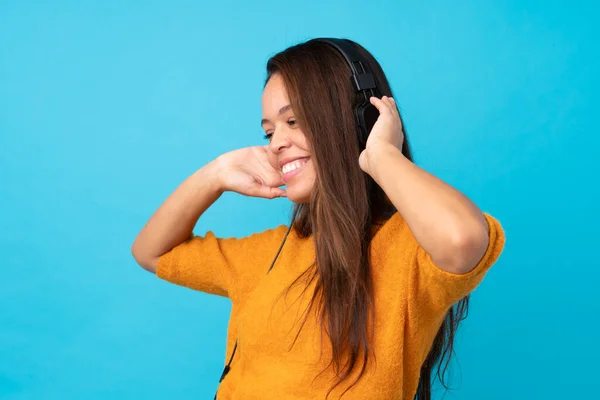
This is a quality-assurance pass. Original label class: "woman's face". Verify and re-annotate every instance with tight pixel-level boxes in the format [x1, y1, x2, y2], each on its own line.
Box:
[261, 73, 316, 203]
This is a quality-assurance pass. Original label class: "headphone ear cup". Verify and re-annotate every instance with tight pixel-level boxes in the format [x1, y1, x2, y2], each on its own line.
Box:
[355, 101, 380, 141]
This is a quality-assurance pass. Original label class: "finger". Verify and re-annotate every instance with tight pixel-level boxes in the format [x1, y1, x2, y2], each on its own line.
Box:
[383, 96, 396, 111]
[369, 96, 392, 114]
[270, 171, 285, 187]
[249, 183, 286, 199]
[388, 97, 400, 116]
[378, 96, 400, 120]
[268, 187, 287, 198]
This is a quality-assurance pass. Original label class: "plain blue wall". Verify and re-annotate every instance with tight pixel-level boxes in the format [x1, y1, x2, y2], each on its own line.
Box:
[1, 1, 598, 399]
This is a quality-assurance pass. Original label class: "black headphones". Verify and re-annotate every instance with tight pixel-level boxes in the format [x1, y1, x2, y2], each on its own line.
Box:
[315, 37, 381, 142]
[213, 38, 381, 400]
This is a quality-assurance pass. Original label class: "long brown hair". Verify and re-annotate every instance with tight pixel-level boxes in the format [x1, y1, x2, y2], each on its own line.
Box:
[266, 38, 469, 400]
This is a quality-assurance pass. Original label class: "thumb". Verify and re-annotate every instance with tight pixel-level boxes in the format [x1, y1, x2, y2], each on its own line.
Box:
[247, 182, 287, 199]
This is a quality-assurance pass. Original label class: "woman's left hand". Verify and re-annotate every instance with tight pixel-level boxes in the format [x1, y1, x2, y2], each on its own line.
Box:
[359, 96, 405, 175]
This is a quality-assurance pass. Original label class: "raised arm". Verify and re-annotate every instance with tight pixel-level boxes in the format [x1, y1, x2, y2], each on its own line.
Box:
[360, 96, 490, 274]
[131, 146, 286, 273]
[131, 161, 224, 273]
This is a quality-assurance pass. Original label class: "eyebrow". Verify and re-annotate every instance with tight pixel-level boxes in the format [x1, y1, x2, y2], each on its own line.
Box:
[261, 104, 293, 126]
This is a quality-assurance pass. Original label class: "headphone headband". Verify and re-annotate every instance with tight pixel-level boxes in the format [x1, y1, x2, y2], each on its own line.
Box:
[314, 38, 377, 100]
[313, 38, 380, 139]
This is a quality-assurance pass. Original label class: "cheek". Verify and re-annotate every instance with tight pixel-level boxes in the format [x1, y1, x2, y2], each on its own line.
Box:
[290, 129, 310, 151]
[306, 160, 317, 182]
[299, 135, 311, 152]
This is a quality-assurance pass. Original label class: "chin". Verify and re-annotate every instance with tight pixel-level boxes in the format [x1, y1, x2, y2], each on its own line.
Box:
[285, 185, 313, 204]
[286, 191, 311, 204]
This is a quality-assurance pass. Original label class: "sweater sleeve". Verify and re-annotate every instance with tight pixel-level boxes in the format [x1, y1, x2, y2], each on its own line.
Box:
[156, 226, 286, 299]
[377, 212, 505, 315]
[409, 213, 505, 313]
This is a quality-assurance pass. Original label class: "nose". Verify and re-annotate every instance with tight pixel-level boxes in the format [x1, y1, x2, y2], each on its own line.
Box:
[268, 127, 292, 153]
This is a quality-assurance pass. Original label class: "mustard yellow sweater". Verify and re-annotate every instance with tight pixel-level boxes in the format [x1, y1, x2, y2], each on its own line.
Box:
[157, 212, 505, 399]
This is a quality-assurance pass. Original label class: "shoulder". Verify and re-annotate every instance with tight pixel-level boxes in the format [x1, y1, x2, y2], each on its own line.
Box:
[230, 221, 310, 256]
[371, 211, 407, 245]
[368, 211, 413, 266]
[213, 222, 292, 251]
[371, 211, 504, 253]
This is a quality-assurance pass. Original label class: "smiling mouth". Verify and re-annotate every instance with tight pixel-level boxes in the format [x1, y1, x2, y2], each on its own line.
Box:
[282, 158, 310, 182]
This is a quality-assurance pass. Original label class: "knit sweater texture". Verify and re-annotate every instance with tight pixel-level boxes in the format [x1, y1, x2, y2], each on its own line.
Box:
[157, 211, 505, 399]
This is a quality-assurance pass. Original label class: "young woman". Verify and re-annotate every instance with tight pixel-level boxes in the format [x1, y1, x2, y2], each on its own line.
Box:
[132, 38, 505, 400]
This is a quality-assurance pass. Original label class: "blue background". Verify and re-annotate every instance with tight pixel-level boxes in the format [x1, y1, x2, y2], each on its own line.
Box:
[1, 1, 598, 399]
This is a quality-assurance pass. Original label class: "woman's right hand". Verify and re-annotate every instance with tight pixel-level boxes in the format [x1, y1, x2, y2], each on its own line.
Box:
[215, 146, 287, 199]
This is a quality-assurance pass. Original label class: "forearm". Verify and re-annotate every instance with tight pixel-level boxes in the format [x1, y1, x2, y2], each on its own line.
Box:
[367, 143, 488, 272]
[131, 159, 224, 272]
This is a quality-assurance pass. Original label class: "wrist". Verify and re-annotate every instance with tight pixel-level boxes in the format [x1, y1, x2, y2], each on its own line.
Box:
[199, 159, 227, 194]
[365, 143, 403, 181]
[366, 141, 400, 157]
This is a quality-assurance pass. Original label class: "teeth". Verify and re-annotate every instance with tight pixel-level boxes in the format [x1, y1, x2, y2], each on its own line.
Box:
[282, 159, 308, 174]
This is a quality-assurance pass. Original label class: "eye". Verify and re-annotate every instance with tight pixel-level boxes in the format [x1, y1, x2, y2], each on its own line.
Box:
[263, 119, 296, 141]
